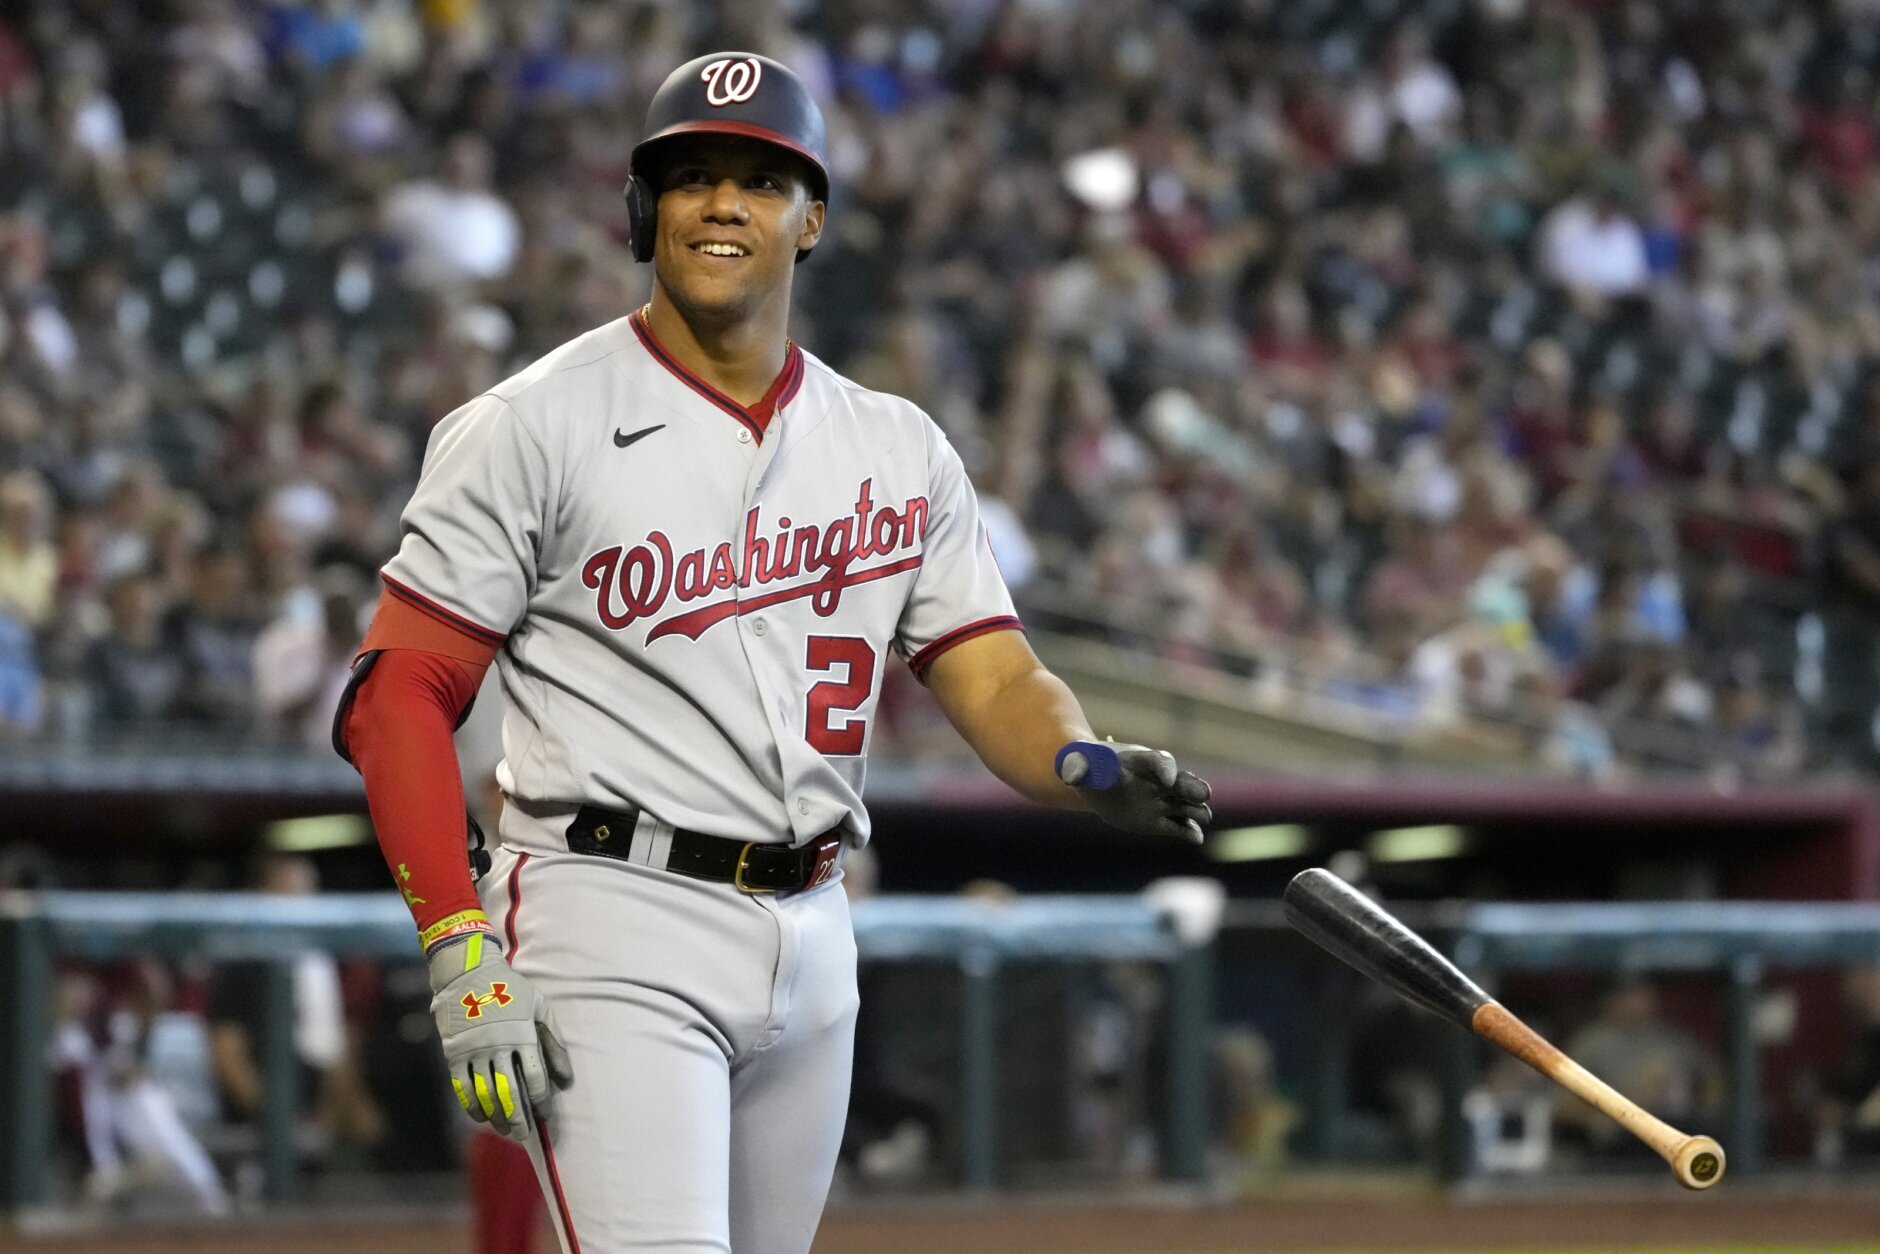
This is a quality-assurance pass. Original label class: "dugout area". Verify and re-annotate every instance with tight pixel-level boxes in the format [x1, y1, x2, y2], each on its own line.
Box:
[8, 785, 1880, 1241]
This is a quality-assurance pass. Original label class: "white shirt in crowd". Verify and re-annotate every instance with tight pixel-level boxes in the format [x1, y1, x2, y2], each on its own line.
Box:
[381, 181, 520, 289]
[1343, 60, 1463, 159]
[1540, 198, 1649, 297]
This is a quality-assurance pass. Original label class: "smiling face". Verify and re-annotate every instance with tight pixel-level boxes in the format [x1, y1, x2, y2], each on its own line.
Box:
[647, 135, 824, 328]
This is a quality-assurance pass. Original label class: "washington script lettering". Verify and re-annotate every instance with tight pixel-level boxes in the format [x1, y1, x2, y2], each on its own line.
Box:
[581, 479, 930, 642]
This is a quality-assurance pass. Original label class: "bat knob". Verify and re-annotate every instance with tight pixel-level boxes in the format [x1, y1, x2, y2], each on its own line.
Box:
[1056, 740, 1121, 789]
[1671, 1136, 1725, 1190]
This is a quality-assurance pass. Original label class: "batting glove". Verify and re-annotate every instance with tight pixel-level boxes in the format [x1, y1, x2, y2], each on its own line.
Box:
[1057, 740, 1213, 844]
[426, 931, 574, 1140]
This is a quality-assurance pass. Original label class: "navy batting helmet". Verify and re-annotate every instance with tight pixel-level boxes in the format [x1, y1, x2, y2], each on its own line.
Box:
[626, 52, 830, 265]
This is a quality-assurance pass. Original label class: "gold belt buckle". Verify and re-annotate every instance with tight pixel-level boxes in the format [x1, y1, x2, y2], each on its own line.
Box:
[734, 842, 777, 895]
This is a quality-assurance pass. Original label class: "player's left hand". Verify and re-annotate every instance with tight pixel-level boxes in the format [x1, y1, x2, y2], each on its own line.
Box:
[1056, 740, 1212, 844]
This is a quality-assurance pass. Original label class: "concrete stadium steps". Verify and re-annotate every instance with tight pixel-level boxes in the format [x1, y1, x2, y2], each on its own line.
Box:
[1030, 629, 1556, 780]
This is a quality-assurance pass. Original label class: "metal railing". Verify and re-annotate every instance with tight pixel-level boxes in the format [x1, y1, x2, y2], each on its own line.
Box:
[7, 891, 1879, 1215]
[0, 891, 1212, 1214]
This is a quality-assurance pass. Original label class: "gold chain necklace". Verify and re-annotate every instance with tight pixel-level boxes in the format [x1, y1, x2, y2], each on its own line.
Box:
[640, 304, 792, 354]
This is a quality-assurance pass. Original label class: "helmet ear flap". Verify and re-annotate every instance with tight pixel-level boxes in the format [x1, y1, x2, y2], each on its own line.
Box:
[625, 176, 657, 263]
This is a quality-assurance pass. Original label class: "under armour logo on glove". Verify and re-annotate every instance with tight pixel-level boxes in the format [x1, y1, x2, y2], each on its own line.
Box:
[429, 937, 574, 1141]
[701, 57, 762, 106]
[461, 982, 513, 1019]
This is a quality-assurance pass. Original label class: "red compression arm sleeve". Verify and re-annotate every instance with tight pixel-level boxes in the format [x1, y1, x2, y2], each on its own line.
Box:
[342, 587, 500, 949]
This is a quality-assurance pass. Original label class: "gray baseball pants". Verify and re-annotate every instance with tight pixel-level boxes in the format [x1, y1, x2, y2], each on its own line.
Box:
[478, 822, 859, 1253]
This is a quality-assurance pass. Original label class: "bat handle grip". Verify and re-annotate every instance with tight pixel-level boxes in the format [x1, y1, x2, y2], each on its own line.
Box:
[1056, 740, 1122, 789]
[1472, 1003, 1725, 1190]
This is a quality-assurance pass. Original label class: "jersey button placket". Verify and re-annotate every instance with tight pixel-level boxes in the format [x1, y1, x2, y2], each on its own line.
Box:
[736, 428, 752, 444]
[751, 618, 767, 637]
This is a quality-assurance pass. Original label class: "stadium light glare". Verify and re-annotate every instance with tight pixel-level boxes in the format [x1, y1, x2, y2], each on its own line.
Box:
[1206, 824, 1311, 862]
[1367, 824, 1470, 863]
[265, 814, 372, 852]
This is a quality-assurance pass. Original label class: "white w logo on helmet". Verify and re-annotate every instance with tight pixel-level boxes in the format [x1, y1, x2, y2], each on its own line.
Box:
[700, 57, 763, 106]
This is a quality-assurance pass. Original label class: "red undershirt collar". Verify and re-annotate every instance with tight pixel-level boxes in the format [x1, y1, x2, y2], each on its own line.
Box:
[628, 307, 804, 443]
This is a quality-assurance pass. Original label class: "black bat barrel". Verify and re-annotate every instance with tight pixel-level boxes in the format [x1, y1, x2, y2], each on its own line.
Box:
[1282, 867, 1491, 1028]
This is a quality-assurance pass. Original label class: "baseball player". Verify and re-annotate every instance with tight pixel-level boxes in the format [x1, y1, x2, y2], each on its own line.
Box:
[336, 52, 1212, 1254]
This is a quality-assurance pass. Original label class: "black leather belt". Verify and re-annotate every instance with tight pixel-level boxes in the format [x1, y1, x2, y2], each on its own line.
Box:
[565, 804, 844, 894]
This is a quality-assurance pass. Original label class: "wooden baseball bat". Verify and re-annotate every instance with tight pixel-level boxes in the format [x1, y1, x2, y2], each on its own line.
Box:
[1283, 868, 1725, 1190]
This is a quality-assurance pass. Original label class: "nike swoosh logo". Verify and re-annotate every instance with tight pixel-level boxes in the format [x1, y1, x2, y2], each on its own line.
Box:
[613, 424, 666, 449]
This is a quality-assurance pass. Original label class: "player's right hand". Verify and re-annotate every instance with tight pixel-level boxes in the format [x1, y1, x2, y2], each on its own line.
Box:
[425, 932, 575, 1141]
[1057, 740, 1212, 844]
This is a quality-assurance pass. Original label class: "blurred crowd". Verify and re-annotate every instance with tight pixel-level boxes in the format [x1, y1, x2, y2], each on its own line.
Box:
[1, 0, 1879, 778]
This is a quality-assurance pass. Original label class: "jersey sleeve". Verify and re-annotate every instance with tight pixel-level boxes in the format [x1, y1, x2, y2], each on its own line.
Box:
[380, 392, 550, 641]
[896, 425, 1023, 679]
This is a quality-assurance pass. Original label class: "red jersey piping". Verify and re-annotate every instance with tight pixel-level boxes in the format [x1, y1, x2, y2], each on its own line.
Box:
[908, 615, 1025, 677]
[380, 575, 508, 647]
[628, 308, 803, 442]
[539, 1121, 582, 1253]
[502, 852, 530, 962]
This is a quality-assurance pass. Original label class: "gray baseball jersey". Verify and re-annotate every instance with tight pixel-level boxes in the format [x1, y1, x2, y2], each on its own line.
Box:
[383, 307, 1019, 848]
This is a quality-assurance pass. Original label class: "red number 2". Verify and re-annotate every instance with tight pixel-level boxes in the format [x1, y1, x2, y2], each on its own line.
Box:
[805, 636, 876, 755]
